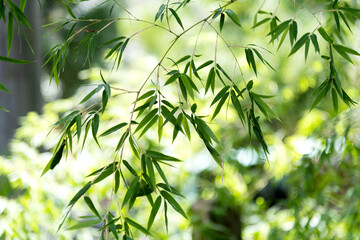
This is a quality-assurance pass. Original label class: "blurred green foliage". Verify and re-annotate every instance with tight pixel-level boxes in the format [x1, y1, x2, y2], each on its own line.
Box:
[1, 0, 360, 239]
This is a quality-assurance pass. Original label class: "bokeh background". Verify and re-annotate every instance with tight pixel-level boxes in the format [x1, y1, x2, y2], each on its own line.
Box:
[1, 0, 360, 239]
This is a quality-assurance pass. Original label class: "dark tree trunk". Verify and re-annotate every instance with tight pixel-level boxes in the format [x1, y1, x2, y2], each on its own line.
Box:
[0, 2, 42, 154]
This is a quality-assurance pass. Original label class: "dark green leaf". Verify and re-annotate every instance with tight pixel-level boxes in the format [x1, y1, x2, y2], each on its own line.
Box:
[289, 32, 310, 56]
[160, 191, 188, 219]
[125, 217, 151, 236]
[0, 56, 32, 64]
[212, 92, 229, 120]
[49, 141, 66, 170]
[225, 9, 241, 27]
[252, 17, 271, 29]
[152, 160, 169, 187]
[84, 196, 101, 219]
[219, 13, 225, 31]
[122, 176, 140, 208]
[0, 82, 10, 92]
[80, 85, 103, 104]
[122, 160, 138, 176]
[317, 27, 333, 43]
[205, 67, 215, 94]
[197, 60, 213, 71]
[99, 122, 127, 137]
[332, 88, 338, 112]
[147, 196, 162, 230]
[147, 150, 181, 162]
[7, 12, 14, 56]
[333, 12, 340, 31]
[63, 3, 76, 18]
[310, 34, 320, 53]
[139, 115, 158, 138]
[231, 90, 245, 124]
[155, 4, 166, 22]
[134, 108, 158, 133]
[169, 8, 184, 30]
[68, 182, 92, 207]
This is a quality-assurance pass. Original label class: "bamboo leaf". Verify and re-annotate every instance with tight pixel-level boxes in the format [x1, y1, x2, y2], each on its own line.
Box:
[134, 108, 158, 133]
[332, 88, 338, 112]
[160, 191, 188, 219]
[99, 122, 127, 137]
[84, 196, 101, 219]
[67, 219, 101, 230]
[317, 27, 333, 43]
[310, 34, 320, 53]
[225, 9, 241, 27]
[147, 150, 181, 162]
[122, 176, 140, 208]
[147, 196, 162, 230]
[0, 56, 32, 64]
[212, 92, 229, 120]
[125, 217, 152, 236]
[169, 8, 184, 30]
[289, 32, 310, 56]
[7, 12, 14, 56]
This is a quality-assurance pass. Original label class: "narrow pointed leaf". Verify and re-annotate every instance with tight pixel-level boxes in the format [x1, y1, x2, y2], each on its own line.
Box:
[84, 196, 101, 219]
[169, 8, 184, 30]
[147, 196, 162, 230]
[160, 191, 188, 219]
[225, 9, 241, 27]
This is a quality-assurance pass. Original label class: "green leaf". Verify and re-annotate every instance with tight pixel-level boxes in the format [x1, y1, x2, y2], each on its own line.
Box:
[338, 11, 352, 33]
[91, 113, 100, 147]
[169, 8, 184, 30]
[310, 34, 320, 53]
[225, 9, 241, 27]
[317, 27, 333, 43]
[0, 105, 9, 112]
[332, 88, 338, 112]
[164, 201, 168, 232]
[122, 160, 138, 176]
[252, 94, 279, 120]
[122, 176, 140, 208]
[134, 108, 158, 133]
[63, 3, 76, 19]
[310, 87, 327, 111]
[182, 116, 191, 141]
[252, 17, 271, 29]
[219, 13, 225, 31]
[157, 183, 184, 198]
[80, 85, 103, 104]
[333, 12, 340, 32]
[196, 117, 219, 144]
[333, 44, 360, 56]
[173, 55, 191, 66]
[99, 122, 127, 137]
[7, 12, 14, 56]
[139, 115, 158, 138]
[245, 49, 257, 75]
[212, 92, 229, 120]
[197, 60, 213, 71]
[161, 106, 179, 129]
[289, 32, 310, 56]
[304, 38, 310, 61]
[155, 4, 166, 22]
[147, 150, 181, 162]
[289, 21, 298, 46]
[101, 90, 108, 114]
[84, 196, 101, 219]
[160, 191, 188, 219]
[147, 196, 162, 230]
[68, 182, 92, 207]
[277, 25, 289, 51]
[204, 141, 223, 167]
[205, 67, 215, 94]
[153, 160, 170, 187]
[164, 72, 180, 85]
[333, 44, 353, 63]
[50, 141, 66, 170]
[67, 219, 101, 230]
[0, 82, 9, 92]
[180, 75, 194, 99]
[230, 90, 245, 124]
[267, 19, 291, 43]
[125, 217, 152, 236]
[0, 56, 32, 64]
